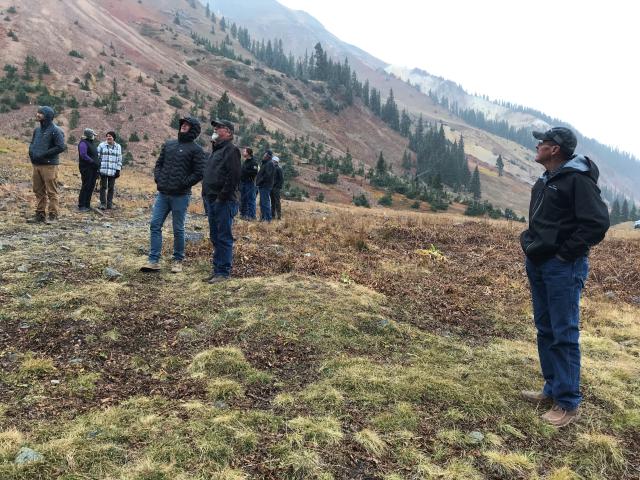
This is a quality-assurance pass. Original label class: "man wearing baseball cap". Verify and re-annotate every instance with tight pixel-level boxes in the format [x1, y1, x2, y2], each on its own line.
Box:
[202, 118, 241, 283]
[520, 126, 609, 427]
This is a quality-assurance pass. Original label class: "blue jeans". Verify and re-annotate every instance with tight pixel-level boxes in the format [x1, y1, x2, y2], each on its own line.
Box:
[526, 256, 589, 411]
[258, 186, 272, 222]
[206, 198, 238, 277]
[240, 181, 256, 219]
[148, 193, 190, 263]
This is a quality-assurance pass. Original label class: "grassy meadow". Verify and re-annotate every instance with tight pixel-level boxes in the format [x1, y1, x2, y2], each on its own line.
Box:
[1, 138, 639, 479]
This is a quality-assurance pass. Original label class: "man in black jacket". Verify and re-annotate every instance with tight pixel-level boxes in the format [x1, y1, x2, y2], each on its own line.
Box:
[520, 127, 609, 428]
[239, 147, 259, 220]
[141, 117, 205, 273]
[255, 150, 276, 222]
[202, 119, 241, 283]
[27, 106, 66, 223]
[270, 155, 284, 220]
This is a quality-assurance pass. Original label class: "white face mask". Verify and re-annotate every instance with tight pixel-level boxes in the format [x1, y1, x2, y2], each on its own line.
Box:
[211, 132, 219, 141]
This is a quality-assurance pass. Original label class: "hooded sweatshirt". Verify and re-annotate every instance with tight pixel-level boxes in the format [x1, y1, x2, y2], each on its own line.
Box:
[28, 106, 66, 165]
[153, 117, 205, 195]
[520, 154, 610, 264]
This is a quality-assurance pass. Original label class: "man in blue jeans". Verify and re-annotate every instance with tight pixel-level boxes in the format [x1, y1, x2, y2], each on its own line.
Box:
[255, 150, 276, 222]
[201, 119, 241, 283]
[520, 127, 609, 427]
[141, 117, 205, 273]
[239, 147, 258, 220]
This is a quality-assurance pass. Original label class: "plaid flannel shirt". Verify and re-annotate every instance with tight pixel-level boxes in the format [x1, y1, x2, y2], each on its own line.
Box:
[97, 141, 123, 176]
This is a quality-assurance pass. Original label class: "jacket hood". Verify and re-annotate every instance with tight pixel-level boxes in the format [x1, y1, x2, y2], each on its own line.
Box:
[178, 117, 201, 142]
[38, 106, 55, 125]
[543, 154, 599, 184]
[559, 154, 599, 183]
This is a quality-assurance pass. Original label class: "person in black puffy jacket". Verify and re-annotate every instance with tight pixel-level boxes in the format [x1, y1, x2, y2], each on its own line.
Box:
[141, 117, 205, 273]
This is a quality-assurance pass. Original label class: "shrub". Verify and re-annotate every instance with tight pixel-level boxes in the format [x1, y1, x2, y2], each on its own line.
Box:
[353, 194, 370, 208]
[166, 96, 183, 108]
[68, 50, 84, 58]
[377, 193, 393, 206]
[318, 171, 338, 184]
[128, 131, 140, 142]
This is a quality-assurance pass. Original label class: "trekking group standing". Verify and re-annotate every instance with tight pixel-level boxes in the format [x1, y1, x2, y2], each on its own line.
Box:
[25, 105, 613, 429]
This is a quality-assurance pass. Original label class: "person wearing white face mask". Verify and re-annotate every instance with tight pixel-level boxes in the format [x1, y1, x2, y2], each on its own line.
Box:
[201, 119, 242, 283]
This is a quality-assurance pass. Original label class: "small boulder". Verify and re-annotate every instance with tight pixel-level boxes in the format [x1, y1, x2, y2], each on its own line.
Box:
[14, 447, 44, 464]
[104, 267, 122, 280]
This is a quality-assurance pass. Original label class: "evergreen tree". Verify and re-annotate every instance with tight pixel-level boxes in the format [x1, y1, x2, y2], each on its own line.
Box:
[496, 154, 504, 176]
[621, 199, 629, 221]
[470, 165, 482, 200]
[400, 109, 411, 137]
[375, 151, 387, 176]
[205, 2, 210, 18]
[401, 150, 412, 173]
[219, 17, 227, 31]
[610, 198, 621, 225]
[362, 79, 370, 107]
[214, 91, 234, 120]
[630, 203, 638, 220]
[173, 12, 180, 25]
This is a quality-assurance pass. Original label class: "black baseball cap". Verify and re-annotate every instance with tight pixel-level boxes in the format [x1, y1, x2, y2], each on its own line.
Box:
[532, 127, 577, 155]
[211, 118, 234, 133]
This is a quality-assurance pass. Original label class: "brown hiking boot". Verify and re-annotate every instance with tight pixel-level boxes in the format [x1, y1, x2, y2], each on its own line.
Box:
[170, 261, 183, 273]
[521, 390, 553, 405]
[541, 405, 580, 427]
[140, 262, 161, 272]
[26, 213, 46, 224]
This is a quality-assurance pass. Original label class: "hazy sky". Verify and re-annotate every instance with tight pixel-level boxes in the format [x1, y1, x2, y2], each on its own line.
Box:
[277, 0, 640, 159]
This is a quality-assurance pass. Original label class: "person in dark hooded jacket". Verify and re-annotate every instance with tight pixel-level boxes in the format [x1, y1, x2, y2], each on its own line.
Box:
[201, 119, 241, 283]
[77, 128, 100, 212]
[27, 106, 66, 223]
[141, 117, 205, 273]
[270, 156, 284, 220]
[519, 127, 609, 428]
[255, 150, 276, 221]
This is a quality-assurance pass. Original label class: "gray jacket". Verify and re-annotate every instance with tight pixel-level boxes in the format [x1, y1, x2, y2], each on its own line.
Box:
[29, 106, 66, 165]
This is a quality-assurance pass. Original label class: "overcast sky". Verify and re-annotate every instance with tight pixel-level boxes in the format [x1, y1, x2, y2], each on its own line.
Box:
[277, 0, 640, 159]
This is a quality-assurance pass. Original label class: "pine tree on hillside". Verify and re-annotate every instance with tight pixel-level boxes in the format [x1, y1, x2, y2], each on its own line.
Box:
[400, 109, 411, 137]
[205, 2, 210, 18]
[214, 91, 234, 120]
[610, 198, 621, 225]
[496, 154, 504, 176]
[362, 79, 370, 107]
[470, 165, 482, 200]
[630, 203, 638, 220]
[621, 199, 629, 222]
[375, 151, 387, 176]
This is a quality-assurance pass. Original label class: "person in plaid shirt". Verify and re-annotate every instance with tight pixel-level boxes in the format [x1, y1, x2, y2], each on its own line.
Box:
[97, 131, 123, 209]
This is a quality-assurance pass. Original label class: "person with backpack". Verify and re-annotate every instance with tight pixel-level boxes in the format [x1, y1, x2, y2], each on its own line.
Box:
[27, 106, 66, 223]
[97, 131, 123, 210]
[77, 128, 100, 212]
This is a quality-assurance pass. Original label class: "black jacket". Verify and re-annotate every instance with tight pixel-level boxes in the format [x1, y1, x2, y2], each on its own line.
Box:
[273, 164, 284, 190]
[78, 138, 100, 170]
[240, 156, 259, 183]
[29, 106, 66, 165]
[520, 155, 610, 264]
[153, 118, 205, 195]
[255, 158, 275, 189]
[202, 139, 241, 202]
